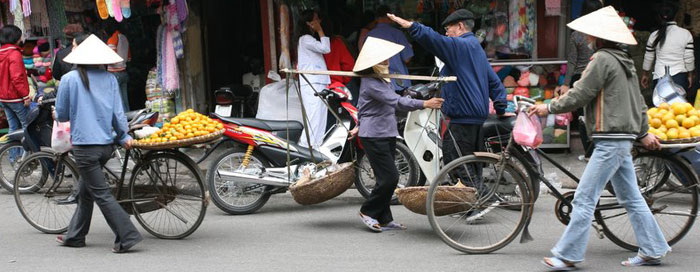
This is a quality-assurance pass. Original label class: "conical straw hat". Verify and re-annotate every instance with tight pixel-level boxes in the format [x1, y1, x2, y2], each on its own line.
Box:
[63, 34, 124, 65]
[353, 37, 405, 72]
[567, 6, 637, 45]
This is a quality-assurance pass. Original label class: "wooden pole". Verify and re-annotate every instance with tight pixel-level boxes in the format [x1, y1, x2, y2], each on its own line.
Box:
[280, 69, 457, 82]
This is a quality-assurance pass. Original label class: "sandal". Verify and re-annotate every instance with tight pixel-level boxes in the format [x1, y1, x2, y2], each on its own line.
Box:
[380, 222, 407, 231]
[542, 257, 576, 271]
[621, 256, 661, 267]
[359, 212, 382, 232]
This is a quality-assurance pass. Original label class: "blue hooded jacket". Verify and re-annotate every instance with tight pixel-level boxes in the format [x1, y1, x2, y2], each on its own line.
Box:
[409, 23, 506, 124]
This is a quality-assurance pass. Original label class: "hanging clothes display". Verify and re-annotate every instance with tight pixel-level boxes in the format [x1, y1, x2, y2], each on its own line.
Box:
[508, 0, 535, 54]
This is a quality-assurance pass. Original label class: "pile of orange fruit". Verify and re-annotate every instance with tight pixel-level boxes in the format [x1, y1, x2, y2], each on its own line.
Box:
[647, 102, 700, 141]
[136, 109, 223, 144]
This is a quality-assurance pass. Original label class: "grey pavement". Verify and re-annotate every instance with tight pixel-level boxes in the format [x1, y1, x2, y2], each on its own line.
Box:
[1, 136, 699, 271]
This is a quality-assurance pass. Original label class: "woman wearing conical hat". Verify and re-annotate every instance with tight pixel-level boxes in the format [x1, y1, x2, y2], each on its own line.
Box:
[350, 37, 443, 232]
[54, 34, 142, 253]
[529, 7, 670, 269]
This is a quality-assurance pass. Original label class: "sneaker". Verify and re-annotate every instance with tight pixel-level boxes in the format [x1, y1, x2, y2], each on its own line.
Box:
[621, 256, 661, 267]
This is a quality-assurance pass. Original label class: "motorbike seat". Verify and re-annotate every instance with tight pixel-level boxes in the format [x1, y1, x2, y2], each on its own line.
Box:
[125, 109, 143, 122]
[214, 114, 303, 132]
[482, 115, 516, 138]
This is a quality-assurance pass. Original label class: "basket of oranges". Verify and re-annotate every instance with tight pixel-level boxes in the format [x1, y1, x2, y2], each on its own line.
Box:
[647, 102, 700, 144]
[132, 109, 225, 150]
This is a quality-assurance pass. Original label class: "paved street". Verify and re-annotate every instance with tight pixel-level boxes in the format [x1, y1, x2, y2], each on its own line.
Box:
[1, 139, 699, 271]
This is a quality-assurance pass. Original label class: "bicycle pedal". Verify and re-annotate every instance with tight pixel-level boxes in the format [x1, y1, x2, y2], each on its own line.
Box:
[591, 223, 605, 239]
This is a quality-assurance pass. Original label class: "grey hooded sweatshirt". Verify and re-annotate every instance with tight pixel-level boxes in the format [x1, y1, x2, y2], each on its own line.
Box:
[548, 48, 649, 140]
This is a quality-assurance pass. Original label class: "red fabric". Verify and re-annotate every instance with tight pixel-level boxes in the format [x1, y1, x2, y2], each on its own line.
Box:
[323, 36, 355, 85]
[0, 44, 30, 103]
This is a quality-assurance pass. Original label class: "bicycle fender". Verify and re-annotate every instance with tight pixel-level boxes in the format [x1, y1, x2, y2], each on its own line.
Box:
[473, 152, 501, 161]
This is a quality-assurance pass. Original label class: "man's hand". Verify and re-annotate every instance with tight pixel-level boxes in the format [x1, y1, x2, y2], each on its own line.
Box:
[386, 13, 413, 29]
[640, 133, 661, 151]
[348, 127, 359, 140]
[557, 85, 570, 97]
[528, 104, 549, 116]
[123, 139, 134, 150]
[23, 99, 30, 107]
[641, 72, 650, 89]
[51, 106, 56, 120]
[423, 98, 444, 109]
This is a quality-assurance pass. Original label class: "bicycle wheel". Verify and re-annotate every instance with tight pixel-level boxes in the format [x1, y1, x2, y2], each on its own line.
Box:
[0, 141, 29, 192]
[14, 151, 79, 234]
[130, 151, 207, 239]
[427, 154, 531, 254]
[355, 142, 421, 204]
[595, 152, 698, 251]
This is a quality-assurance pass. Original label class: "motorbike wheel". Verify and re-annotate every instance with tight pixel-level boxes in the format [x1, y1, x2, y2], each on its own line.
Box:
[355, 141, 421, 204]
[207, 147, 271, 215]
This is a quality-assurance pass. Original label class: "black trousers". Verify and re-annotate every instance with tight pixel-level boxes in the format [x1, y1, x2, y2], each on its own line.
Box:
[360, 137, 398, 224]
[64, 145, 142, 249]
[442, 123, 486, 192]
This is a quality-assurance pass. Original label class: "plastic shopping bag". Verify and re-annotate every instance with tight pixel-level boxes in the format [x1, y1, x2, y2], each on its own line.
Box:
[513, 111, 543, 148]
[51, 121, 72, 153]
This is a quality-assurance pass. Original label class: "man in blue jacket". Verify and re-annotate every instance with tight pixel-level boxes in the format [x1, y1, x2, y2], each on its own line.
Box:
[388, 10, 509, 176]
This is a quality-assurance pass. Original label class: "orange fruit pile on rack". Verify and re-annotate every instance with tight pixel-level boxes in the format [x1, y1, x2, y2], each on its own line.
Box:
[136, 109, 224, 144]
[647, 102, 700, 141]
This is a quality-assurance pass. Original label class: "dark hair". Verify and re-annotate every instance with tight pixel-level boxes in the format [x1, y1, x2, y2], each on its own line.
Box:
[0, 25, 22, 45]
[360, 11, 375, 28]
[63, 24, 84, 41]
[581, 0, 603, 16]
[296, 10, 318, 40]
[375, 5, 391, 18]
[651, 4, 679, 49]
[38, 42, 50, 52]
[73, 33, 93, 91]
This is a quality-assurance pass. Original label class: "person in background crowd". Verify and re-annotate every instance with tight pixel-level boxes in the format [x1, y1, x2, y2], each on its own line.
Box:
[642, 3, 695, 102]
[322, 19, 355, 85]
[106, 24, 131, 111]
[54, 34, 142, 253]
[295, 10, 331, 148]
[365, 6, 414, 92]
[562, 0, 603, 158]
[676, 0, 700, 90]
[0, 25, 31, 164]
[529, 6, 670, 270]
[387, 10, 509, 192]
[52, 24, 84, 81]
[356, 11, 376, 51]
[349, 37, 443, 232]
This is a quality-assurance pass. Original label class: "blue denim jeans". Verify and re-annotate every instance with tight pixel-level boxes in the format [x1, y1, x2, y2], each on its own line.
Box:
[551, 139, 671, 263]
[0, 101, 29, 162]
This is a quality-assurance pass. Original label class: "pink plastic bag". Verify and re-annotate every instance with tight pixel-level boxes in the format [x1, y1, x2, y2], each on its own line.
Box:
[555, 112, 573, 126]
[513, 112, 543, 148]
[51, 121, 72, 153]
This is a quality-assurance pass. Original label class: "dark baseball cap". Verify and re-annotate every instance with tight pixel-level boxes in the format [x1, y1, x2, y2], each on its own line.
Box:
[441, 9, 474, 27]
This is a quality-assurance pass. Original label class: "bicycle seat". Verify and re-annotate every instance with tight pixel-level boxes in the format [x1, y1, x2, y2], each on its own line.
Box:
[214, 114, 303, 132]
[482, 115, 516, 138]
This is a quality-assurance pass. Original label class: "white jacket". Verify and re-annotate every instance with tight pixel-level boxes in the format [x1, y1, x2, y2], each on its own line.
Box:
[643, 22, 695, 79]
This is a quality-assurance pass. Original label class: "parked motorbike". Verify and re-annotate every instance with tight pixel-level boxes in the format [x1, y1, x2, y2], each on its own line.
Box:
[203, 83, 421, 214]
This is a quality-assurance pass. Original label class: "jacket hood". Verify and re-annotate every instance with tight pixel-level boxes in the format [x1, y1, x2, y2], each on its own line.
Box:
[599, 48, 636, 78]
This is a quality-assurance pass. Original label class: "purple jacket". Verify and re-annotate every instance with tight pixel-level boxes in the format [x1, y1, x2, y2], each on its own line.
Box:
[358, 77, 424, 138]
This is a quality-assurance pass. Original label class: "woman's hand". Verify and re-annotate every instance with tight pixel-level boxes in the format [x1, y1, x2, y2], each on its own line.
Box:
[689, 72, 694, 89]
[640, 133, 661, 151]
[387, 13, 413, 29]
[423, 98, 444, 109]
[348, 127, 359, 140]
[307, 20, 324, 36]
[641, 73, 650, 89]
[123, 139, 134, 150]
[528, 104, 549, 116]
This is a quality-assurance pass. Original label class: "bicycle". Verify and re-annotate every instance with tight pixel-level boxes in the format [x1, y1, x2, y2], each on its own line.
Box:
[426, 96, 699, 254]
[13, 117, 208, 239]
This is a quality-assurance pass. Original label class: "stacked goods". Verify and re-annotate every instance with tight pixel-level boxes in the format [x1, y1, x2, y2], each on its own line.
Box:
[144, 69, 175, 125]
[647, 102, 700, 142]
[133, 109, 224, 149]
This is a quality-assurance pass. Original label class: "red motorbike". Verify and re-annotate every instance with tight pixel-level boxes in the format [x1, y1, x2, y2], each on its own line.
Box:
[200, 83, 420, 214]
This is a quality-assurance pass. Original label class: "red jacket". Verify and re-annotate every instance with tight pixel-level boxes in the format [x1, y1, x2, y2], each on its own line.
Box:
[0, 44, 30, 103]
[323, 36, 355, 84]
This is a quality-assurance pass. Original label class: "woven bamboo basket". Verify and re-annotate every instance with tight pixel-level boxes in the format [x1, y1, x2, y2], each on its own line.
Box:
[396, 185, 477, 216]
[133, 129, 225, 150]
[289, 162, 355, 205]
[659, 136, 700, 145]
